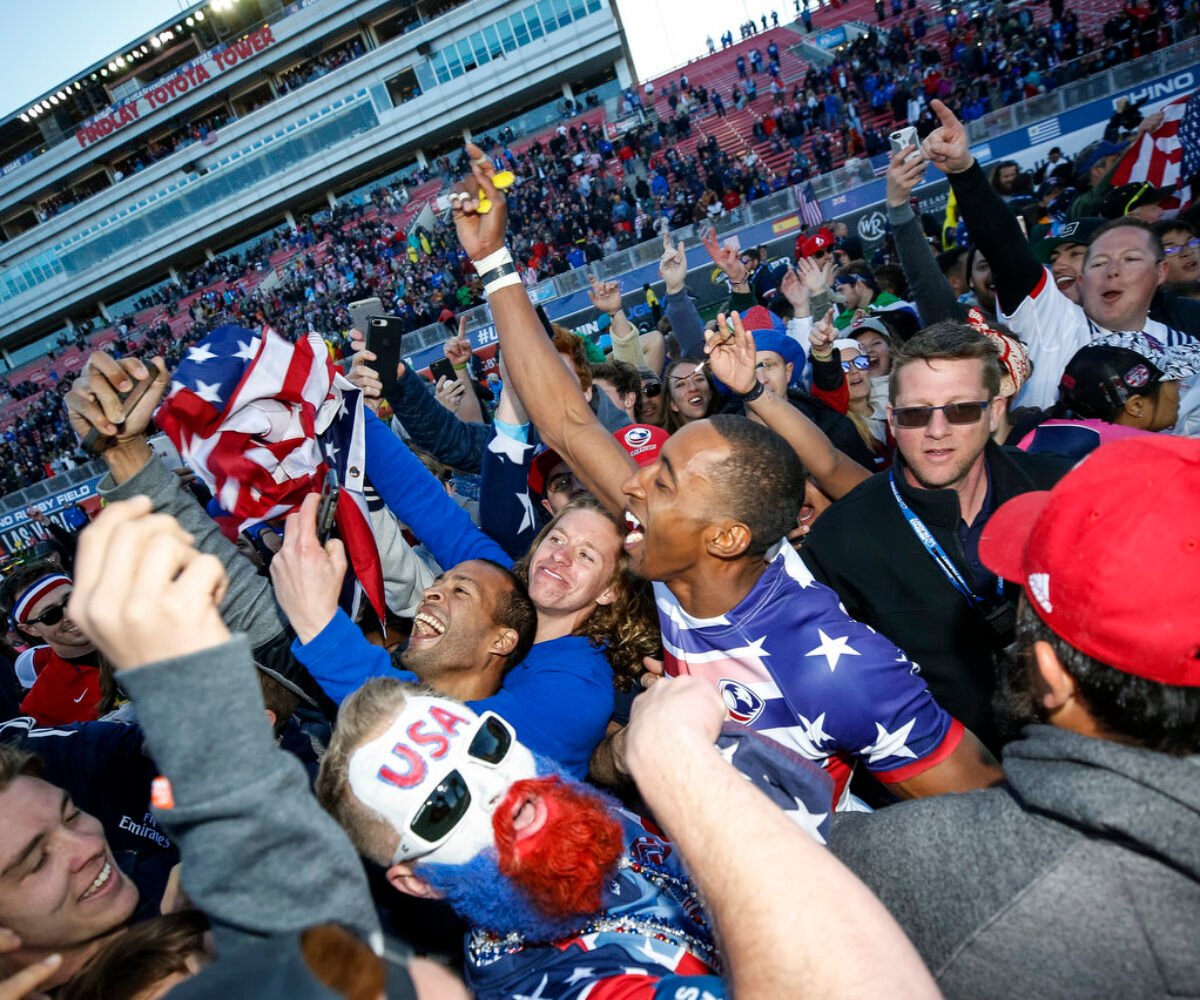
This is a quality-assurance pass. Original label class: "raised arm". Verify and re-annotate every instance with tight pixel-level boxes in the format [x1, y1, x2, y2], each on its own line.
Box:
[659, 232, 706, 358]
[625, 678, 940, 999]
[64, 353, 285, 647]
[68, 499, 379, 947]
[451, 145, 635, 517]
[589, 275, 646, 368]
[445, 319, 486, 426]
[885, 145, 964, 325]
[362, 408, 511, 570]
[922, 100, 1043, 315]
[704, 312, 870, 499]
[347, 337, 489, 472]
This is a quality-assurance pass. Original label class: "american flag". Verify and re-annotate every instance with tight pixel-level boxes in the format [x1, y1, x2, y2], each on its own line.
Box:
[155, 324, 385, 618]
[798, 181, 825, 228]
[1110, 89, 1200, 192]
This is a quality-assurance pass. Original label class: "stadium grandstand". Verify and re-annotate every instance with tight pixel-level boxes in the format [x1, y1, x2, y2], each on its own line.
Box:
[0, 0, 1195, 512]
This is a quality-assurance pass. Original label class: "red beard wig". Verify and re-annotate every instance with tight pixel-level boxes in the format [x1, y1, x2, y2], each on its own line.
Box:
[493, 776, 624, 920]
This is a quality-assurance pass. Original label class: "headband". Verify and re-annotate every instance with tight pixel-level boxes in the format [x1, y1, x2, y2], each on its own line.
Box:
[12, 574, 72, 625]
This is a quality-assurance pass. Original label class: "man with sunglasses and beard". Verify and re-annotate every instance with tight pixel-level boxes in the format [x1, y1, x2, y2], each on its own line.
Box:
[1, 562, 106, 726]
[802, 322, 1071, 751]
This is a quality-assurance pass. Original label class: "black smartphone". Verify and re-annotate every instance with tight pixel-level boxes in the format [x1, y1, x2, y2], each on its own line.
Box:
[366, 315, 405, 399]
[316, 469, 340, 544]
[348, 296, 383, 337]
[428, 357, 457, 384]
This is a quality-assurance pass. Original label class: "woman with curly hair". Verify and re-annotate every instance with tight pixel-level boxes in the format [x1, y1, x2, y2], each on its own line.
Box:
[513, 496, 659, 691]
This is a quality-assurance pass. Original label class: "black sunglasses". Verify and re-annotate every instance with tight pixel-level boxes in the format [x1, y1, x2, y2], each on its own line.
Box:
[642, 381, 663, 398]
[892, 401, 991, 428]
[25, 600, 69, 628]
[409, 717, 513, 845]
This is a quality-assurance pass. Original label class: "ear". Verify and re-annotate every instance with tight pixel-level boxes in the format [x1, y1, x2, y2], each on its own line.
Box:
[541, 497, 555, 517]
[987, 393, 1006, 431]
[385, 862, 444, 900]
[1121, 393, 1148, 425]
[264, 709, 278, 731]
[1029, 640, 1077, 713]
[784, 361, 794, 383]
[623, 392, 638, 413]
[1156, 258, 1169, 287]
[706, 520, 753, 560]
[491, 627, 519, 657]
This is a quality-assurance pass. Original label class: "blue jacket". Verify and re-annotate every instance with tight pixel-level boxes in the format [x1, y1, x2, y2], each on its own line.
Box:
[386, 364, 490, 473]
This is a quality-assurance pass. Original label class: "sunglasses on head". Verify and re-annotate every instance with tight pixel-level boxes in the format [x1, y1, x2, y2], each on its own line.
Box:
[841, 355, 871, 372]
[406, 715, 515, 851]
[25, 600, 69, 628]
[892, 401, 991, 428]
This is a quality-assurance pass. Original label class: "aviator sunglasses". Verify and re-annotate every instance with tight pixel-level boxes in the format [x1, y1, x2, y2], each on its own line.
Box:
[891, 401, 991, 428]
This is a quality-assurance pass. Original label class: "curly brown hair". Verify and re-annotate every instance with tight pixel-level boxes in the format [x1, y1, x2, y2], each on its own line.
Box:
[513, 498, 660, 690]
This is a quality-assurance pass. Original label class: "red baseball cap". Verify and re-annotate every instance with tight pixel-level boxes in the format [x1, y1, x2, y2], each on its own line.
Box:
[980, 437, 1200, 687]
[529, 424, 668, 495]
[799, 228, 835, 257]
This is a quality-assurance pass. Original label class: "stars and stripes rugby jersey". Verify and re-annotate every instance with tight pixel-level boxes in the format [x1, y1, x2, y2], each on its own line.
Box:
[655, 542, 964, 805]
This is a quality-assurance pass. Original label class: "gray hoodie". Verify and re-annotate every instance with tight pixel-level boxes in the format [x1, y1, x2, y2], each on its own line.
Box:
[832, 725, 1200, 999]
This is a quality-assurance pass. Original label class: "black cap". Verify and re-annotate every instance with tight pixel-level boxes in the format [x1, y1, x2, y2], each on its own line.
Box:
[1101, 182, 1176, 219]
[1030, 217, 1105, 264]
[1058, 345, 1165, 420]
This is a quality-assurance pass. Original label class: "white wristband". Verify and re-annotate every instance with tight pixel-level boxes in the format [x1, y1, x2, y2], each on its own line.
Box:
[484, 272, 524, 296]
[473, 247, 513, 272]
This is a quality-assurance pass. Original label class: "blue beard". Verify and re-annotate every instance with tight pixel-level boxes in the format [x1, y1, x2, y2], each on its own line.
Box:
[414, 753, 622, 942]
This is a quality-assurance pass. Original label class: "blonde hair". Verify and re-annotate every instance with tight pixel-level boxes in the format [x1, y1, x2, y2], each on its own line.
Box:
[315, 679, 429, 865]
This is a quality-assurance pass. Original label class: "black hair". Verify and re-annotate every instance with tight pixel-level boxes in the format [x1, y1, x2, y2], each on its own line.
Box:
[591, 359, 643, 415]
[707, 414, 807, 558]
[1017, 601, 1200, 756]
[0, 559, 66, 627]
[1151, 218, 1197, 240]
[478, 558, 538, 671]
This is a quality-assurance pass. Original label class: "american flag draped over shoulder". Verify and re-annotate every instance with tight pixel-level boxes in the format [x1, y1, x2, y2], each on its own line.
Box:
[155, 324, 385, 618]
[1110, 89, 1200, 192]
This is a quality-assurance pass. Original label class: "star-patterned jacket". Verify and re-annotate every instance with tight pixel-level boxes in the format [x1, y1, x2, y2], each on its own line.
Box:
[658, 542, 964, 807]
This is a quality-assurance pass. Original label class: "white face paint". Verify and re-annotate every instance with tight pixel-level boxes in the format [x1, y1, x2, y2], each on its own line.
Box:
[347, 696, 536, 866]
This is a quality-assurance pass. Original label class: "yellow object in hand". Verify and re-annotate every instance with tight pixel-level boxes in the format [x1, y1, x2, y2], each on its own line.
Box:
[492, 170, 515, 189]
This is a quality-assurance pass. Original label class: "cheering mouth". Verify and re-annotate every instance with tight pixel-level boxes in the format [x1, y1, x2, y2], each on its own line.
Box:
[623, 510, 645, 549]
[411, 609, 447, 639]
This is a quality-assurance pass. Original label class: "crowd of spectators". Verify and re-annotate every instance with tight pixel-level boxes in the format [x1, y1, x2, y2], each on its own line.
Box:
[0, 109, 1195, 998]
[276, 37, 369, 95]
[2, 0, 1197, 500]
